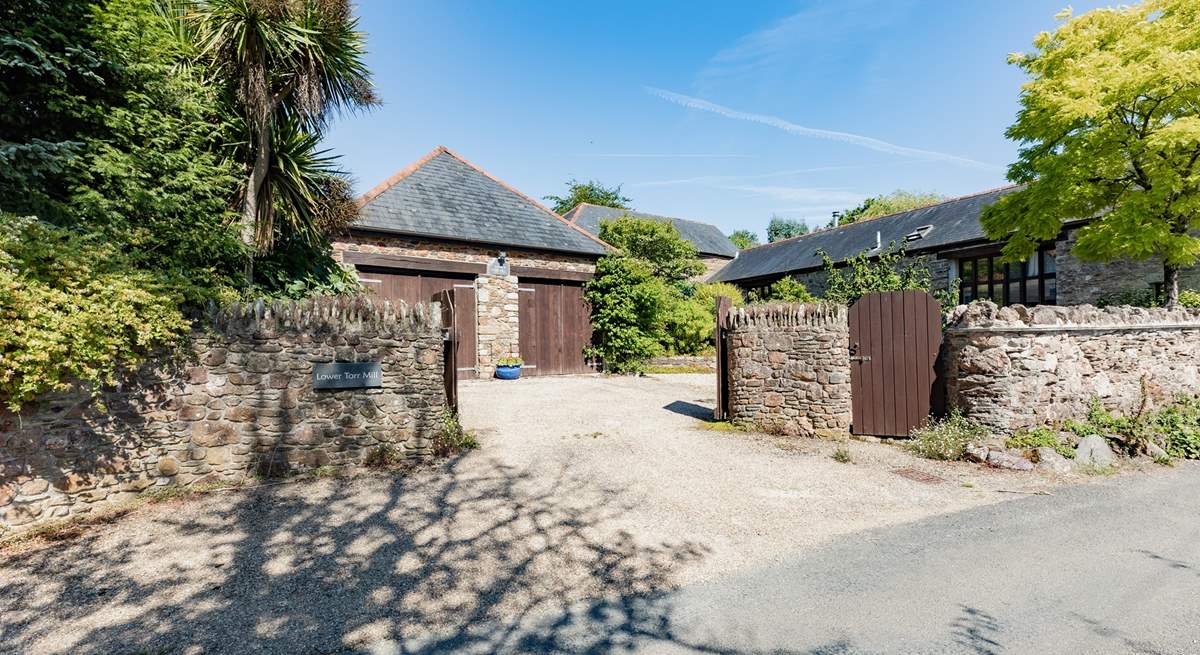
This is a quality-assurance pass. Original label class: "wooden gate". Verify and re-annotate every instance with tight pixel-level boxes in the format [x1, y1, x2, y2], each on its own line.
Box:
[432, 289, 459, 413]
[847, 290, 942, 437]
[714, 296, 732, 421]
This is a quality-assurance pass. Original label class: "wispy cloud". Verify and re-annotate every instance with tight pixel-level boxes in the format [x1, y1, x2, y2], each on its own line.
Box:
[629, 161, 926, 189]
[572, 153, 752, 159]
[725, 185, 864, 206]
[646, 87, 999, 170]
[695, 0, 913, 92]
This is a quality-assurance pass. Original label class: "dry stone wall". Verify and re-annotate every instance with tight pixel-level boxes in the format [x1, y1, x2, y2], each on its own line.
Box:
[0, 298, 446, 530]
[945, 301, 1200, 433]
[727, 303, 852, 437]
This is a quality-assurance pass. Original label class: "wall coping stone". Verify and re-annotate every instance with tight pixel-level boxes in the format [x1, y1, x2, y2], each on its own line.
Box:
[946, 300, 1200, 331]
[729, 302, 846, 329]
[201, 296, 441, 337]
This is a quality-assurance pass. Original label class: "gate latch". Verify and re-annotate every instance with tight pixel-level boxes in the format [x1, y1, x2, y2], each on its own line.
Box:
[848, 342, 870, 362]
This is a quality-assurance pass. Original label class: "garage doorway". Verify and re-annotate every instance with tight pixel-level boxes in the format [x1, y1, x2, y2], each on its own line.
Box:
[358, 267, 479, 379]
[518, 279, 594, 376]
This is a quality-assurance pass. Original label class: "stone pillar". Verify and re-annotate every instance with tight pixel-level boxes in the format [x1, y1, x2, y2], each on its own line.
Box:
[726, 303, 851, 438]
[475, 274, 520, 377]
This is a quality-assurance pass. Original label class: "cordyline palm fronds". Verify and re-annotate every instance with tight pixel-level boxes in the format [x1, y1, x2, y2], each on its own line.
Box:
[187, 0, 376, 258]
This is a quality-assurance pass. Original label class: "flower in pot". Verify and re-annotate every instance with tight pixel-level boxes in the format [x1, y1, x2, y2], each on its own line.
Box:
[495, 357, 523, 380]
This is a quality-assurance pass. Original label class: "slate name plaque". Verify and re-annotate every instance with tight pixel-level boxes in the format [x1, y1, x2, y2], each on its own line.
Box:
[312, 362, 383, 390]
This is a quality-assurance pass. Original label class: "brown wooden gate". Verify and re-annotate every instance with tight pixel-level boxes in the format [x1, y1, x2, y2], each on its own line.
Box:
[518, 279, 593, 376]
[714, 295, 732, 421]
[848, 290, 942, 437]
[432, 289, 458, 413]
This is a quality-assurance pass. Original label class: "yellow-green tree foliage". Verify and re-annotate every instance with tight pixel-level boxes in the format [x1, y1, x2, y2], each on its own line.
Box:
[837, 190, 945, 226]
[0, 216, 191, 409]
[982, 1, 1200, 307]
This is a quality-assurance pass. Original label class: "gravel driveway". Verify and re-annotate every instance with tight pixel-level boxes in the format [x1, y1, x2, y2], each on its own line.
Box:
[1, 373, 1057, 654]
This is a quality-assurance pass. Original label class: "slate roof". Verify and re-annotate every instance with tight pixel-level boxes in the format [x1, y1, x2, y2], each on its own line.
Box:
[562, 203, 739, 258]
[356, 147, 608, 256]
[710, 185, 1022, 284]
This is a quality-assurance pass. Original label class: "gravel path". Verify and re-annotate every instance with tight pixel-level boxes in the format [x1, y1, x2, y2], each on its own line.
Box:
[1, 373, 1067, 654]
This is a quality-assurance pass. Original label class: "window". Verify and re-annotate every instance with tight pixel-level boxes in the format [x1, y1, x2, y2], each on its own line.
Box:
[958, 246, 1056, 306]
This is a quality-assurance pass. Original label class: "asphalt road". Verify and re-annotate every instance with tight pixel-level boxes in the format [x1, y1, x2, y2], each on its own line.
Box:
[504, 464, 1200, 655]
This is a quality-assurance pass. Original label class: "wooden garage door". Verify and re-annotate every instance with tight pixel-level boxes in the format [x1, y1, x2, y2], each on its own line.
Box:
[518, 280, 593, 376]
[357, 267, 478, 378]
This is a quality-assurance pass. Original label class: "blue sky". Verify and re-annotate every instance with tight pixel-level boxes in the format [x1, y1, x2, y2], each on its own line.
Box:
[326, 0, 1108, 239]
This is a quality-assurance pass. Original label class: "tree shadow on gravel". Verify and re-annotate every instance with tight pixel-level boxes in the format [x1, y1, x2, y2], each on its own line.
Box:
[0, 454, 826, 654]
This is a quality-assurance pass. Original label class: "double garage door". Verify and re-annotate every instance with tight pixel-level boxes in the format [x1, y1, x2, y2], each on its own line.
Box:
[518, 279, 593, 376]
[357, 267, 479, 378]
[359, 267, 591, 377]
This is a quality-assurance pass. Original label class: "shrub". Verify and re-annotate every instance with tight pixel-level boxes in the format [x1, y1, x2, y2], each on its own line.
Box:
[1005, 426, 1074, 459]
[909, 409, 991, 461]
[584, 255, 669, 373]
[1180, 289, 1200, 308]
[0, 216, 191, 410]
[694, 282, 745, 309]
[1153, 396, 1200, 459]
[1064, 394, 1200, 460]
[821, 245, 934, 306]
[661, 291, 712, 356]
[749, 276, 816, 304]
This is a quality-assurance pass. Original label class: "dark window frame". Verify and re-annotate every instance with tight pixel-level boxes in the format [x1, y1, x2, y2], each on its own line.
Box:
[958, 245, 1056, 306]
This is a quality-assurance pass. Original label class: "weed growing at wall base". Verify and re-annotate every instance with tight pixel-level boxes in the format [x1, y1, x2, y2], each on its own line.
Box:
[909, 409, 991, 461]
[434, 409, 480, 457]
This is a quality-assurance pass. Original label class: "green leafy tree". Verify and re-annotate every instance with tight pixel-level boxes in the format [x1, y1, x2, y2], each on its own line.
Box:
[583, 256, 669, 373]
[598, 216, 704, 284]
[190, 0, 377, 259]
[821, 246, 933, 306]
[766, 215, 810, 242]
[1, 0, 247, 297]
[728, 229, 760, 250]
[982, 0, 1200, 308]
[545, 179, 631, 215]
[836, 190, 945, 226]
[661, 283, 746, 356]
[749, 276, 817, 304]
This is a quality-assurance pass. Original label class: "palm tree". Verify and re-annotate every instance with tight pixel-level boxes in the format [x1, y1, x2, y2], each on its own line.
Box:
[188, 0, 376, 260]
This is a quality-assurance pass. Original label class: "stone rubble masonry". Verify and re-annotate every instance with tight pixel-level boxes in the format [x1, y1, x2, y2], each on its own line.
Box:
[0, 297, 447, 531]
[726, 303, 852, 437]
[1054, 227, 1200, 305]
[475, 274, 521, 377]
[333, 234, 597, 274]
[697, 255, 733, 281]
[944, 301, 1200, 434]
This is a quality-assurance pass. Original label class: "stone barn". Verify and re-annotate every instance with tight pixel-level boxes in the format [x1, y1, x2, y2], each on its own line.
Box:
[336, 146, 609, 378]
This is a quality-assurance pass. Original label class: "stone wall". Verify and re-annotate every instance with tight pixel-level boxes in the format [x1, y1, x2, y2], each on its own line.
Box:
[1054, 228, 1200, 305]
[726, 303, 852, 437]
[646, 355, 717, 372]
[0, 298, 446, 530]
[333, 234, 598, 274]
[944, 302, 1200, 433]
[475, 274, 520, 376]
[698, 255, 733, 282]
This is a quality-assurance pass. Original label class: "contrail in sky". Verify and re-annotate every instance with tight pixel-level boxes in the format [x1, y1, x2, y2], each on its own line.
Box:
[645, 87, 999, 170]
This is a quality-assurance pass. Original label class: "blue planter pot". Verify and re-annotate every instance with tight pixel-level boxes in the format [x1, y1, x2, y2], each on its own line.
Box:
[495, 365, 522, 380]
